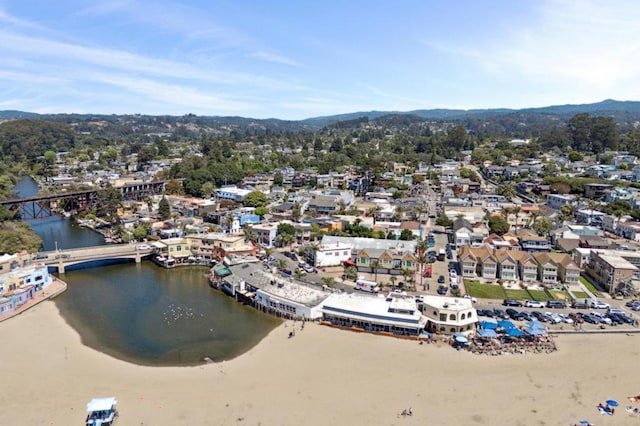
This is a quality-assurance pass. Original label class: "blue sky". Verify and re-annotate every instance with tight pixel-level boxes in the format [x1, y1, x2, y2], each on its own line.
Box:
[1, 0, 639, 119]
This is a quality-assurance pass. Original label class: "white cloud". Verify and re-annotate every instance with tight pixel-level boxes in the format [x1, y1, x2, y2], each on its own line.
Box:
[250, 51, 301, 67]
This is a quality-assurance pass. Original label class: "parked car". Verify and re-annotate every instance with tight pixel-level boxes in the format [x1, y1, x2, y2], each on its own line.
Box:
[590, 300, 610, 309]
[591, 312, 612, 325]
[544, 312, 562, 324]
[136, 244, 152, 250]
[546, 300, 567, 309]
[437, 285, 448, 295]
[524, 300, 544, 308]
[571, 300, 589, 309]
[54, 254, 71, 259]
[531, 311, 548, 322]
[582, 313, 601, 324]
[518, 311, 534, 321]
[503, 299, 523, 307]
[493, 308, 507, 319]
[557, 313, 574, 325]
[437, 275, 445, 284]
[505, 308, 520, 319]
[32, 253, 48, 260]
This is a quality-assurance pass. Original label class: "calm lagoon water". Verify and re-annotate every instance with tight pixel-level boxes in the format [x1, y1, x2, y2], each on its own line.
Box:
[17, 176, 281, 366]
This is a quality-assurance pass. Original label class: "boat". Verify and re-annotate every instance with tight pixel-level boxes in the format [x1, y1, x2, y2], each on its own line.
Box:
[86, 397, 117, 425]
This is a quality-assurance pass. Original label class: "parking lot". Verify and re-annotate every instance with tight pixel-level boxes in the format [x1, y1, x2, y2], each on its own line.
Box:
[474, 299, 640, 332]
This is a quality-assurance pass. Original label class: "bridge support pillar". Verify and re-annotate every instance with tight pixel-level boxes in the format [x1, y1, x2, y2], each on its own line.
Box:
[58, 262, 65, 274]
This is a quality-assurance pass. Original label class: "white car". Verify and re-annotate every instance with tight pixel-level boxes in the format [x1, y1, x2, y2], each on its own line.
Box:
[591, 312, 612, 325]
[544, 312, 562, 324]
[136, 244, 152, 250]
[524, 300, 544, 308]
[556, 313, 574, 325]
[590, 300, 610, 309]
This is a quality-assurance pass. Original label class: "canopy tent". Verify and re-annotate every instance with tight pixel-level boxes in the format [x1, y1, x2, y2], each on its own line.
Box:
[478, 321, 497, 330]
[86, 397, 117, 412]
[477, 328, 498, 338]
[504, 328, 524, 337]
[497, 320, 516, 330]
[527, 320, 546, 330]
[523, 327, 546, 336]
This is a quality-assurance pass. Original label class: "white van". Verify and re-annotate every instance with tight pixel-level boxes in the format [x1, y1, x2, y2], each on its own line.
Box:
[355, 279, 380, 293]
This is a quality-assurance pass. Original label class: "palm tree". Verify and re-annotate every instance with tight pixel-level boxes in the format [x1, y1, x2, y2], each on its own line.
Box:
[389, 276, 397, 290]
[401, 268, 412, 290]
[371, 259, 380, 283]
[416, 252, 428, 291]
[308, 242, 320, 267]
[513, 205, 521, 230]
[276, 259, 286, 271]
[321, 276, 335, 289]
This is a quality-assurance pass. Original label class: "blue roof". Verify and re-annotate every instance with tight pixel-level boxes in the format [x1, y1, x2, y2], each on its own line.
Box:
[479, 321, 497, 330]
[497, 320, 516, 329]
[477, 329, 498, 338]
[505, 328, 524, 337]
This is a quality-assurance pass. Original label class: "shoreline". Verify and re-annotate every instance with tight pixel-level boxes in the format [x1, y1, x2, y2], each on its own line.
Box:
[1, 302, 640, 425]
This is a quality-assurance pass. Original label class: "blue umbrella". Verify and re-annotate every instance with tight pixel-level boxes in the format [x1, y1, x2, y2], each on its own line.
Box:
[579, 421, 590, 425]
[477, 328, 497, 338]
[527, 320, 545, 330]
[606, 399, 619, 407]
[479, 321, 497, 330]
[498, 320, 516, 329]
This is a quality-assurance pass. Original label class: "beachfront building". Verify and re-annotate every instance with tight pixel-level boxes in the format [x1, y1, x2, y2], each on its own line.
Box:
[320, 292, 428, 336]
[218, 260, 328, 320]
[421, 295, 477, 334]
[0, 262, 53, 315]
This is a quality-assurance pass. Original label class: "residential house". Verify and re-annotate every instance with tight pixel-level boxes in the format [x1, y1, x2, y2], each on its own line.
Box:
[586, 250, 638, 294]
[517, 230, 551, 252]
[354, 248, 418, 278]
[546, 194, 576, 210]
[494, 251, 518, 281]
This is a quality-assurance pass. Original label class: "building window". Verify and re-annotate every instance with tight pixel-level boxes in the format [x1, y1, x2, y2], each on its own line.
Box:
[449, 314, 456, 321]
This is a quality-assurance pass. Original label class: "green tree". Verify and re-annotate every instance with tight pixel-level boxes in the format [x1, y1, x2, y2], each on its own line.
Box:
[399, 229, 415, 241]
[435, 214, 453, 228]
[568, 151, 583, 162]
[0, 205, 15, 222]
[132, 225, 148, 241]
[488, 215, 510, 236]
[496, 184, 516, 200]
[95, 184, 122, 223]
[531, 217, 553, 236]
[164, 179, 184, 195]
[201, 181, 216, 198]
[254, 206, 268, 219]
[243, 190, 268, 208]
[158, 196, 171, 220]
[273, 172, 284, 186]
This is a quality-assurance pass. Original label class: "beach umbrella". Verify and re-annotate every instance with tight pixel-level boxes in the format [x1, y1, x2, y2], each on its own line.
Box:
[523, 327, 545, 336]
[606, 399, 619, 407]
[579, 421, 590, 425]
[454, 333, 468, 344]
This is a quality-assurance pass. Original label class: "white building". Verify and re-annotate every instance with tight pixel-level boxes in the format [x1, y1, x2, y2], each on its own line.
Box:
[320, 292, 428, 336]
[421, 295, 477, 334]
[310, 241, 354, 267]
[214, 186, 252, 203]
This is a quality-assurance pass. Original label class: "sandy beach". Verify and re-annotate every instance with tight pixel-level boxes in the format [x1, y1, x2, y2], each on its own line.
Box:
[1, 301, 639, 426]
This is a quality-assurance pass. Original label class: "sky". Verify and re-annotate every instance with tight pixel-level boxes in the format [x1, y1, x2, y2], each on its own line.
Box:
[1, 0, 639, 120]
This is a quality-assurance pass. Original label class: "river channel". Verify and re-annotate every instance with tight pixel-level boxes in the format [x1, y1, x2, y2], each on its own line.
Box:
[17, 177, 281, 366]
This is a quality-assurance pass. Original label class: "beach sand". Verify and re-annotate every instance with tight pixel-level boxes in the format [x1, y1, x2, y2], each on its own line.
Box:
[0, 301, 638, 426]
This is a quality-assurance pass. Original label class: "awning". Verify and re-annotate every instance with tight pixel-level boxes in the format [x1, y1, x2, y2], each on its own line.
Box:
[86, 397, 117, 412]
[479, 321, 497, 330]
[527, 320, 546, 330]
[477, 329, 498, 338]
[497, 320, 516, 329]
[505, 328, 524, 337]
[523, 327, 546, 336]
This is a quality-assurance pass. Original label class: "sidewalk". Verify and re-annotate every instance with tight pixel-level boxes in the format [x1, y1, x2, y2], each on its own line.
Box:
[0, 278, 67, 323]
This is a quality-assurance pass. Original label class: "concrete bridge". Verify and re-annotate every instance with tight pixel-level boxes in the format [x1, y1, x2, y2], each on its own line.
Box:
[36, 244, 155, 273]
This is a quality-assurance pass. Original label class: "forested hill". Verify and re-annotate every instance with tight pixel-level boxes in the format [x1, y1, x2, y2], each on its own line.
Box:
[2, 99, 640, 135]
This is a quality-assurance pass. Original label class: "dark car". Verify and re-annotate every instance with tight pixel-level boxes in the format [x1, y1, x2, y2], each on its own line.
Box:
[493, 308, 506, 319]
[582, 314, 600, 324]
[546, 300, 567, 309]
[531, 311, 548, 322]
[437, 285, 448, 295]
[33, 253, 48, 260]
[605, 313, 624, 325]
[571, 300, 589, 309]
[505, 308, 520, 319]
[437, 275, 445, 284]
[503, 299, 523, 307]
[518, 311, 533, 321]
